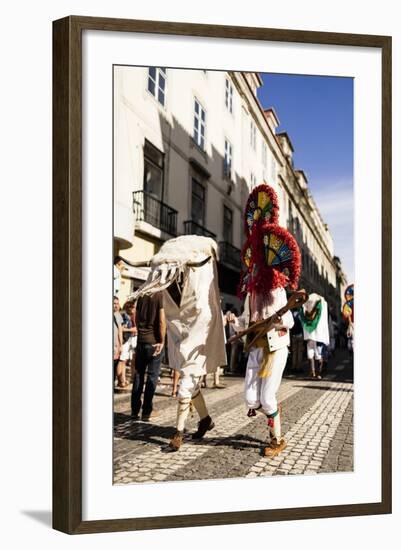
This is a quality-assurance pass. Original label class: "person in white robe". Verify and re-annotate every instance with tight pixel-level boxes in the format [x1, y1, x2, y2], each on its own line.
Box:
[225, 183, 302, 458]
[130, 235, 226, 451]
[227, 287, 294, 457]
[300, 293, 330, 379]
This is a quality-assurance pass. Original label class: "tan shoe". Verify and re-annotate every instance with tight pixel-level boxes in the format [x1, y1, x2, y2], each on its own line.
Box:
[263, 438, 287, 458]
[168, 431, 184, 451]
[141, 410, 159, 422]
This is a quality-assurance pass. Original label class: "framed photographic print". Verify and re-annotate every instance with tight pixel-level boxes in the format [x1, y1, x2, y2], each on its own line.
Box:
[53, 16, 392, 534]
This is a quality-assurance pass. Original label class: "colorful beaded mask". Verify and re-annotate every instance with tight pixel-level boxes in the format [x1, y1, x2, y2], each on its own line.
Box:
[239, 184, 301, 297]
[342, 284, 354, 322]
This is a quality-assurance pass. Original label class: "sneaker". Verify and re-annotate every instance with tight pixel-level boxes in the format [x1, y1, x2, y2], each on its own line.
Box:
[131, 413, 140, 421]
[192, 415, 215, 439]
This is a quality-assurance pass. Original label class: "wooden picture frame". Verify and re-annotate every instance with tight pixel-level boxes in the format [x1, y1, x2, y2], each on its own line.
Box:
[53, 15, 392, 534]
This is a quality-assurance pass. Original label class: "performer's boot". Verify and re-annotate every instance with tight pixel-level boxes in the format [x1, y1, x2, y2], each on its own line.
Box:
[169, 397, 191, 451]
[169, 430, 184, 451]
[191, 391, 215, 439]
[263, 409, 286, 458]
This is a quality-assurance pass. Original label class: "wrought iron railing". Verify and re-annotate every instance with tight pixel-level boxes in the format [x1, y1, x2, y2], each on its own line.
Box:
[183, 220, 216, 239]
[133, 190, 178, 237]
[218, 241, 242, 270]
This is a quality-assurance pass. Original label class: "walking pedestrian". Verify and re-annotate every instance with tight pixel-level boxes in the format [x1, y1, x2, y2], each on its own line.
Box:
[114, 256, 125, 297]
[130, 291, 166, 421]
[342, 284, 354, 355]
[129, 235, 226, 452]
[290, 309, 304, 372]
[211, 307, 228, 388]
[327, 305, 337, 357]
[226, 307, 240, 374]
[299, 293, 330, 380]
[116, 301, 137, 388]
[113, 296, 123, 385]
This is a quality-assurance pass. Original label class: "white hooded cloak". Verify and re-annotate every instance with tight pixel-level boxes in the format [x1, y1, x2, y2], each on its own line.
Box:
[131, 235, 227, 375]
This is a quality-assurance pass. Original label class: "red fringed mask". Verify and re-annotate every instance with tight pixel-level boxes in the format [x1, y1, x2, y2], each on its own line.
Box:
[239, 184, 301, 298]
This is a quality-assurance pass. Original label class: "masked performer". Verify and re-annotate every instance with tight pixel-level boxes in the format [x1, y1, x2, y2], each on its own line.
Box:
[342, 284, 354, 353]
[228, 184, 301, 458]
[300, 293, 330, 379]
[130, 235, 226, 452]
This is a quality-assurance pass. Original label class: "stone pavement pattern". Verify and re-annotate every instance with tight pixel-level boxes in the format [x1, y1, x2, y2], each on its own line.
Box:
[113, 351, 353, 484]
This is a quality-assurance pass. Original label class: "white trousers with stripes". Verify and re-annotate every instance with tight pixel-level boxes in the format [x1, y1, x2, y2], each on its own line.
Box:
[244, 347, 288, 415]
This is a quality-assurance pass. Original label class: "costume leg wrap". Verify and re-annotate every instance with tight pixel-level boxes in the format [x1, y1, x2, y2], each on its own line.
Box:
[176, 372, 204, 431]
[267, 409, 282, 440]
[176, 397, 192, 432]
[263, 408, 286, 457]
[191, 389, 208, 420]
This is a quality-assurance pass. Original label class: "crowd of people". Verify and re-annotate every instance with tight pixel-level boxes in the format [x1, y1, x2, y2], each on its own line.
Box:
[113, 261, 353, 420]
[223, 298, 352, 378]
[113, 289, 229, 419]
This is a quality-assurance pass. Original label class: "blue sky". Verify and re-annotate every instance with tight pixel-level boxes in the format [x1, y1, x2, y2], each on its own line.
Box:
[257, 73, 354, 282]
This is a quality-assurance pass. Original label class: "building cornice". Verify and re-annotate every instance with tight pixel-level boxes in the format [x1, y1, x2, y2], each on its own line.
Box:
[230, 71, 284, 165]
[277, 132, 295, 153]
[278, 173, 336, 268]
[231, 71, 336, 264]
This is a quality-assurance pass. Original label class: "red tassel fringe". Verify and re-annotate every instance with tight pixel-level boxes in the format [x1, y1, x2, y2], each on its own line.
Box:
[238, 222, 302, 298]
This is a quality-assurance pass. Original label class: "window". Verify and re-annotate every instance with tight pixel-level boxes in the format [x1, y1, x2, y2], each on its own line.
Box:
[262, 141, 268, 167]
[191, 177, 206, 226]
[143, 140, 164, 200]
[147, 67, 167, 106]
[270, 157, 277, 183]
[225, 78, 233, 113]
[193, 98, 206, 150]
[223, 205, 233, 244]
[250, 172, 257, 189]
[224, 138, 233, 179]
[250, 120, 257, 150]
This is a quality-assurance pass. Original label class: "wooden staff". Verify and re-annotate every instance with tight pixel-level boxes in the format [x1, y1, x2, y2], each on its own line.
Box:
[227, 289, 309, 351]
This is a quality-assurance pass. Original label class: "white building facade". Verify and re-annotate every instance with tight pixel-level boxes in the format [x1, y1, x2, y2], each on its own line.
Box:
[114, 66, 347, 316]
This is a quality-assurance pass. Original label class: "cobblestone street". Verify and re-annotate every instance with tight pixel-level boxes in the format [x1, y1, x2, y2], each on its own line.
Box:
[113, 349, 353, 484]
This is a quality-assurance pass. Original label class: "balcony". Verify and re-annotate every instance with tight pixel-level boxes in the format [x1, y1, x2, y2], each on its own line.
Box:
[218, 241, 242, 271]
[133, 190, 178, 237]
[183, 220, 216, 239]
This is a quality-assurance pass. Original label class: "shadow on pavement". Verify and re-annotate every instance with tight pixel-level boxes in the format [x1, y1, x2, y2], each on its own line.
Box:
[292, 384, 354, 392]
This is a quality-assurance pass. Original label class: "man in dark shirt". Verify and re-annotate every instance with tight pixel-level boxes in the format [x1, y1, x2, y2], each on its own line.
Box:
[131, 292, 166, 421]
